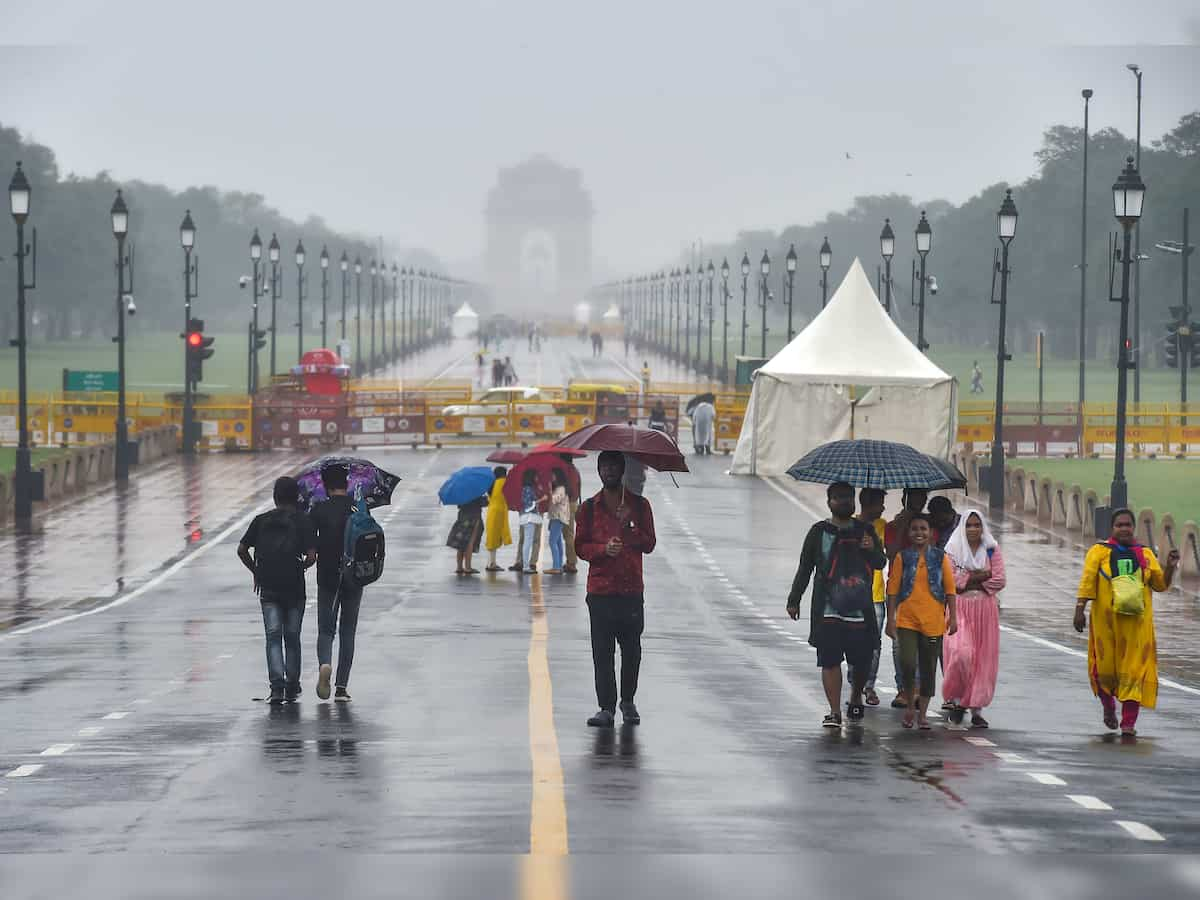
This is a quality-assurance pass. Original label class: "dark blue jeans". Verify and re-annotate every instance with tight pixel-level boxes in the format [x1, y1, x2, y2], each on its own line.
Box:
[261, 593, 305, 691]
[317, 580, 364, 689]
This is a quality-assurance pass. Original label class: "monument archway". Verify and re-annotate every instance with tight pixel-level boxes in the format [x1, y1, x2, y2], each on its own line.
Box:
[485, 156, 593, 315]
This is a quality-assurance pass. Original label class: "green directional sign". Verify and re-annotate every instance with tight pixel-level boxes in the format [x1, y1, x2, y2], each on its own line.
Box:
[63, 369, 120, 392]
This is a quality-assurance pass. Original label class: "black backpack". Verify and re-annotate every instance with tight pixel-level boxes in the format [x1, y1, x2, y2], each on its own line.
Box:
[824, 525, 874, 617]
[255, 509, 303, 592]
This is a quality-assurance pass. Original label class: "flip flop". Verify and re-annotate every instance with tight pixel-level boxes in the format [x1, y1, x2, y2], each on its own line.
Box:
[865, 690, 880, 707]
[902, 711, 915, 729]
[919, 721, 932, 731]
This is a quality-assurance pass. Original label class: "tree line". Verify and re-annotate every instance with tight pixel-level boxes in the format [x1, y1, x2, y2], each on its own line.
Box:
[0, 123, 445, 345]
[686, 112, 1200, 363]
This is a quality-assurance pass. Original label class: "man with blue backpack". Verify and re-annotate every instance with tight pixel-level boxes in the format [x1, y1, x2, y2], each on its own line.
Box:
[237, 476, 318, 705]
[310, 464, 385, 701]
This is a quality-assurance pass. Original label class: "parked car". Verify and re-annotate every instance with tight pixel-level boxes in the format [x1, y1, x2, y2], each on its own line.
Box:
[442, 386, 555, 418]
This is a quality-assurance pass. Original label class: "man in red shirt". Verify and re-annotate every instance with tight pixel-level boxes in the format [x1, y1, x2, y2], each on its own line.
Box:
[574, 450, 657, 728]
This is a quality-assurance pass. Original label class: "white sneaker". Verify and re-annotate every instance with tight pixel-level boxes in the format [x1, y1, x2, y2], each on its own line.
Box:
[317, 663, 332, 700]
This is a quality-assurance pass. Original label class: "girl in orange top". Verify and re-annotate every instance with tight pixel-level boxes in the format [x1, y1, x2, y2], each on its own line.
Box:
[886, 514, 957, 730]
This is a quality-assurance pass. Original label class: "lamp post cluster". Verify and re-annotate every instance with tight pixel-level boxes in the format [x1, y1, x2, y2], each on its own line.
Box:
[243, 231, 471, 391]
[591, 240, 836, 386]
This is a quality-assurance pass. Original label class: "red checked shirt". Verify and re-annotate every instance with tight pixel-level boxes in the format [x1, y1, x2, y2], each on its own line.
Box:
[574, 488, 656, 596]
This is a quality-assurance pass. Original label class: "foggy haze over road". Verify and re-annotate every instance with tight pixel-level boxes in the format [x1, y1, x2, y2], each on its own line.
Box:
[3, 0, 1198, 276]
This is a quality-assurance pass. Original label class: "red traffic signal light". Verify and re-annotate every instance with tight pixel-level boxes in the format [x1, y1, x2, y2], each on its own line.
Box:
[187, 330, 203, 348]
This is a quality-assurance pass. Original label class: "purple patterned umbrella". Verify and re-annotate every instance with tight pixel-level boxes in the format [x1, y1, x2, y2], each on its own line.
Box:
[295, 456, 401, 512]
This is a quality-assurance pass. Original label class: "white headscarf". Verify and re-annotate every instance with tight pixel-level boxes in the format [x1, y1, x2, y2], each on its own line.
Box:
[944, 509, 998, 571]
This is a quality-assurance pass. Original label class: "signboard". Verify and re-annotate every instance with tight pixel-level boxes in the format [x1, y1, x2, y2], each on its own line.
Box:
[63, 369, 119, 392]
[298, 419, 323, 435]
[462, 417, 486, 433]
[543, 415, 566, 432]
[362, 417, 385, 433]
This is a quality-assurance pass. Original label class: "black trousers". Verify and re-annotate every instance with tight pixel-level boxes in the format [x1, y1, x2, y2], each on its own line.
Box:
[586, 594, 645, 711]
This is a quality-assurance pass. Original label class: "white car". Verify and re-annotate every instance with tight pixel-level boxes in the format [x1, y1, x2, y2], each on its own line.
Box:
[442, 386, 555, 418]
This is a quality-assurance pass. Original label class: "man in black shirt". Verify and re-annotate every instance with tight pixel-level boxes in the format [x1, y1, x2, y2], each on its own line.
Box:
[309, 464, 363, 701]
[238, 476, 317, 704]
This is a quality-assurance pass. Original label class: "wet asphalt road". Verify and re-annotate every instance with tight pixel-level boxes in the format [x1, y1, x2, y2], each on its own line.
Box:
[3, 340, 1200, 896]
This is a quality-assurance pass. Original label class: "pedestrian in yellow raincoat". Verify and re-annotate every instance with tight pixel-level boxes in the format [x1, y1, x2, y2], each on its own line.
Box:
[1075, 508, 1180, 737]
[484, 467, 513, 572]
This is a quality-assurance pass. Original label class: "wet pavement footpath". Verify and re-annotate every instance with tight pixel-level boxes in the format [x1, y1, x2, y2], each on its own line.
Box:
[3, 417, 1200, 895]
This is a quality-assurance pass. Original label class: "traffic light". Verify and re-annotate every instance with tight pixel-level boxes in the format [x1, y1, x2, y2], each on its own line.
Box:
[1165, 322, 1180, 368]
[1189, 323, 1200, 368]
[254, 328, 268, 352]
[185, 317, 215, 383]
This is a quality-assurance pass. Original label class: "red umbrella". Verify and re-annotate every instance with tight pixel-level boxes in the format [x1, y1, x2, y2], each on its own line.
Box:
[553, 423, 689, 473]
[485, 448, 527, 464]
[502, 453, 580, 509]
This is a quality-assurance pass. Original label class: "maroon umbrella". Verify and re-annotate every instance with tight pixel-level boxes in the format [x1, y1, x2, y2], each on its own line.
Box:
[485, 448, 527, 464]
[552, 423, 689, 473]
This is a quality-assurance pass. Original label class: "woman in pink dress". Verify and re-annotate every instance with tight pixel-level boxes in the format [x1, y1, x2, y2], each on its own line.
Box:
[941, 510, 1006, 728]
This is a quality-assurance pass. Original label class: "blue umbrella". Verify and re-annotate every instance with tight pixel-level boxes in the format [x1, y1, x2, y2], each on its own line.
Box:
[787, 439, 966, 490]
[438, 466, 496, 506]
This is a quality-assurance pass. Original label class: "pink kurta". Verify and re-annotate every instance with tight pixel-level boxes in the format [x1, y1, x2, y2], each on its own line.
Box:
[941, 545, 1006, 709]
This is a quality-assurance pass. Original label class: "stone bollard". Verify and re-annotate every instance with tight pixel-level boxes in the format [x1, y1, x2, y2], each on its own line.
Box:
[1083, 490, 1100, 538]
[1137, 508, 1157, 553]
[1158, 514, 1177, 560]
[41, 459, 62, 500]
[1052, 481, 1069, 528]
[1037, 477, 1054, 524]
[1180, 522, 1200, 577]
[1066, 484, 1085, 533]
[0, 473, 9, 523]
[1021, 470, 1038, 515]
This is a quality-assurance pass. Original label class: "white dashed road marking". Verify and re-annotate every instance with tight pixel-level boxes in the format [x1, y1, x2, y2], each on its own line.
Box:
[1114, 820, 1165, 841]
[5, 764, 43, 778]
[1067, 795, 1113, 811]
[102, 712, 128, 721]
[1028, 772, 1068, 786]
[78, 726, 103, 737]
[40, 744, 75, 757]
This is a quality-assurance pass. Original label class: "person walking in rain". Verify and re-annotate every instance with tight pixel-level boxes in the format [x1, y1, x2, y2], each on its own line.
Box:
[787, 482, 886, 728]
[484, 466, 512, 572]
[1075, 508, 1179, 736]
[309, 465, 367, 702]
[848, 487, 888, 707]
[691, 398, 716, 455]
[885, 514, 958, 730]
[503, 356, 518, 386]
[517, 469, 547, 574]
[575, 451, 657, 727]
[970, 361, 984, 394]
[545, 469, 571, 574]
[884, 487, 932, 708]
[237, 476, 317, 705]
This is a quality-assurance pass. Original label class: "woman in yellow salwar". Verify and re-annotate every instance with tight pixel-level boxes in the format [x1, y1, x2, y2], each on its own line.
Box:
[1075, 508, 1180, 736]
[484, 466, 513, 572]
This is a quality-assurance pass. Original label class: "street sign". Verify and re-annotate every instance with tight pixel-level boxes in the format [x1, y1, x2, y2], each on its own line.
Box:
[63, 369, 119, 392]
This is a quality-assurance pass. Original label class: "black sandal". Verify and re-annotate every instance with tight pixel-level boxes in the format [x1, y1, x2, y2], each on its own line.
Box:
[822, 713, 842, 728]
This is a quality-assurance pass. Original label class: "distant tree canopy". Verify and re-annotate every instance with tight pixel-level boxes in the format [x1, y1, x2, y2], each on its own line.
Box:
[0, 123, 445, 344]
[658, 111, 1200, 362]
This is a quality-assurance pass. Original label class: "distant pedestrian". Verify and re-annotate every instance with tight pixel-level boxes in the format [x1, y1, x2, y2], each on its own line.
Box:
[691, 399, 716, 455]
[484, 466, 512, 572]
[518, 469, 547, 574]
[641, 361, 651, 393]
[447, 491, 486, 575]
[309, 465, 366, 702]
[561, 457, 581, 574]
[623, 331, 631, 357]
[648, 401, 668, 433]
[492, 358, 503, 388]
[1074, 508, 1179, 736]
[575, 450, 657, 727]
[942, 510, 1006, 728]
[928, 496, 960, 550]
[545, 469, 571, 574]
[885, 514, 958, 730]
[237, 476, 317, 705]
[970, 361, 984, 394]
[787, 481, 886, 728]
[847, 487, 888, 707]
[503, 356, 518, 386]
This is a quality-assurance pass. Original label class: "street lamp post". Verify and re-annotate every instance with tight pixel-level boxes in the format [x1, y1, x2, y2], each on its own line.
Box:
[9, 163, 36, 523]
[695, 266, 704, 368]
[339, 252, 348, 342]
[295, 241, 307, 363]
[785, 244, 797, 342]
[759, 251, 771, 358]
[319, 246, 329, 348]
[180, 210, 197, 456]
[111, 190, 131, 484]
[989, 190, 1019, 510]
[391, 263, 399, 360]
[706, 261, 715, 377]
[354, 257, 363, 376]
[369, 260, 377, 372]
[1110, 156, 1147, 511]
[740, 252, 750, 356]
[1078, 89, 1093, 435]
[1129, 64, 1144, 403]
[880, 219, 895, 314]
[721, 258, 731, 383]
[819, 237, 831, 308]
[250, 230, 262, 394]
[683, 266, 692, 368]
[268, 233, 280, 379]
[915, 211, 932, 352]
[400, 267, 408, 355]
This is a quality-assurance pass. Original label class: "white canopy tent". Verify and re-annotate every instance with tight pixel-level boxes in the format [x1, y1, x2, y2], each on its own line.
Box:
[730, 258, 957, 476]
[451, 302, 479, 339]
[602, 304, 621, 320]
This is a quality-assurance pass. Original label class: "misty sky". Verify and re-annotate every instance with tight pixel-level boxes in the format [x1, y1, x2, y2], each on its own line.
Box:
[4, 0, 1199, 277]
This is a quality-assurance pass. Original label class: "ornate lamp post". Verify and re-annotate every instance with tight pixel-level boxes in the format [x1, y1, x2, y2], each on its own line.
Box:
[721, 258, 732, 383]
[785, 244, 797, 342]
[989, 190, 1019, 510]
[295, 241, 307, 363]
[739, 252, 750, 355]
[319, 246, 329, 348]
[1109, 156, 1147, 511]
[339, 251, 349, 342]
[683, 266, 692, 367]
[819, 236, 832, 308]
[759, 250, 771, 357]
[9, 163, 36, 522]
[250, 230, 262, 393]
[268, 233, 280, 378]
[354, 257, 363, 375]
[915, 211, 932, 351]
[111, 190, 131, 483]
[369, 260, 378, 372]
[180, 210, 198, 455]
[880, 219, 895, 314]
[706, 261, 715, 377]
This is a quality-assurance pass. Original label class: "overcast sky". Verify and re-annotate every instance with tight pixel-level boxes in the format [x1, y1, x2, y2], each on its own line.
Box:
[4, 0, 1199, 276]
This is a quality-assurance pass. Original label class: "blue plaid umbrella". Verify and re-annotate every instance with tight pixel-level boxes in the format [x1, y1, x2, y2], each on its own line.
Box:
[786, 440, 966, 490]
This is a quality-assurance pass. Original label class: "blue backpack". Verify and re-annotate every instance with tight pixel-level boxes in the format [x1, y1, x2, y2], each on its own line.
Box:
[342, 487, 385, 588]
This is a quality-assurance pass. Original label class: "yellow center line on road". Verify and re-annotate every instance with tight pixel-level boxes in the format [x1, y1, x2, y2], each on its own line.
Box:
[526, 568, 568, 858]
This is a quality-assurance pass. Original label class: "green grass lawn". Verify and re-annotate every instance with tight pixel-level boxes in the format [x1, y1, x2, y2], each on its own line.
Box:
[0, 447, 72, 475]
[1006, 458, 1200, 525]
